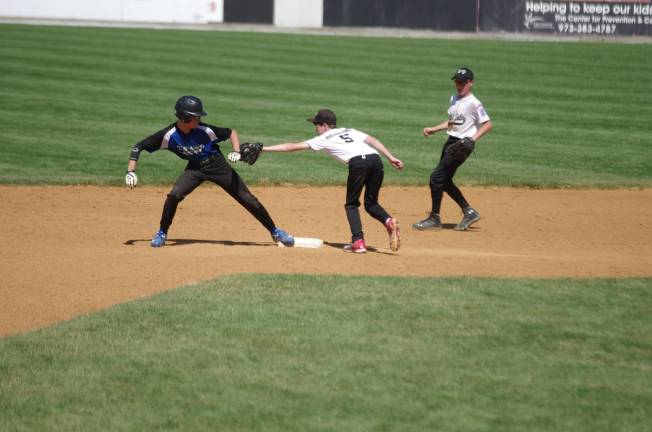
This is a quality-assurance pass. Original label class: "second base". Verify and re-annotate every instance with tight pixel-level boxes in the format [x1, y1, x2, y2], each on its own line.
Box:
[278, 237, 323, 248]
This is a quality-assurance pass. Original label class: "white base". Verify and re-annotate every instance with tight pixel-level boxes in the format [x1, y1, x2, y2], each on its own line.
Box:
[278, 237, 323, 248]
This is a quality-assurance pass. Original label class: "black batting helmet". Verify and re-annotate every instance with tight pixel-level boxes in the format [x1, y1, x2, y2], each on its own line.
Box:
[175, 95, 208, 121]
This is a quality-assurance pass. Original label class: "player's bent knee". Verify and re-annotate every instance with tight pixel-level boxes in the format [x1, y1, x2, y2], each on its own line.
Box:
[363, 202, 377, 213]
[240, 191, 261, 206]
[429, 178, 445, 191]
[167, 191, 187, 202]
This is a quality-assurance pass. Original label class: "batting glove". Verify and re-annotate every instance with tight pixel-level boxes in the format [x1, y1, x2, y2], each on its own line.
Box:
[227, 151, 241, 163]
[125, 171, 138, 188]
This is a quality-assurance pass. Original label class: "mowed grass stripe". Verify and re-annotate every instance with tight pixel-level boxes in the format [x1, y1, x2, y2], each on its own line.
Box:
[0, 24, 650, 187]
[1, 275, 650, 431]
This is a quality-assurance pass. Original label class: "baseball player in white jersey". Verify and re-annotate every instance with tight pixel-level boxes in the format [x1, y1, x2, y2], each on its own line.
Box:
[413, 67, 493, 231]
[263, 109, 404, 253]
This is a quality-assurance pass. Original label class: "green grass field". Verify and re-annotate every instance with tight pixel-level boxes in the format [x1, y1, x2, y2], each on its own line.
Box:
[2, 275, 650, 431]
[1, 24, 651, 431]
[0, 24, 650, 187]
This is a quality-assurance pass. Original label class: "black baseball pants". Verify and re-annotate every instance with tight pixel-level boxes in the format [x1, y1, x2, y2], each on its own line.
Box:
[429, 136, 470, 215]
[159, 154, 276, 234]
[345, 153, 391, 242]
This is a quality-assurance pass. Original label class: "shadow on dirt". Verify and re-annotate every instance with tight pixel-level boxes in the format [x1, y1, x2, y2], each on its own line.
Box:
[124, 238, 275, 247]
[323, 241, 395, 256]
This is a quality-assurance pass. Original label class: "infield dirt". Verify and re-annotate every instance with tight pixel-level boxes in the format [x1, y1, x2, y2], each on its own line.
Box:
[1, 185, 651, 337]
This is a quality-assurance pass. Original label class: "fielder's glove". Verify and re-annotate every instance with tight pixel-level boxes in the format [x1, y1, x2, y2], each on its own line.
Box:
[446, 137, 475, 162]
[239, 142, 263, 165]
[125, 171, 138, 188]
[227, 151, 241, 163]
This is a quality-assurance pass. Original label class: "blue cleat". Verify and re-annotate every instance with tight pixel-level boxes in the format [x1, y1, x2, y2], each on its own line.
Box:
[271, 227, 295, 247]
[151, 230, 167, 248]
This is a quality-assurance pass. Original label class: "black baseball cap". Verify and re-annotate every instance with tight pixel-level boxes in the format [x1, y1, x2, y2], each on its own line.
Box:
[307, 109, 337, 126]
[452, 67, 474, 81]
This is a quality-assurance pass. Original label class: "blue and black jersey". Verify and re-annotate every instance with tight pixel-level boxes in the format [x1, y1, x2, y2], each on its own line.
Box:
[130, 123, 232, 163]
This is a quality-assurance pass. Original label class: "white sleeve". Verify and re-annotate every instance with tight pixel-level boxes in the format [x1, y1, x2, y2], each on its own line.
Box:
[475, 104, 490, 124]
[305, 136, 325, 151]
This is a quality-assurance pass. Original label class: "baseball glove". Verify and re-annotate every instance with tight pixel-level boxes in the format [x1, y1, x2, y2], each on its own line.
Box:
[446, 137, 475, 162]
[239, 142, 263, 165]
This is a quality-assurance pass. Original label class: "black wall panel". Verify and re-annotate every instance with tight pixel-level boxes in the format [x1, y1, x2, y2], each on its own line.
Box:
[324, 0, 477, 31]
[224, 0, 273, 24]
[479, 0, 521, 32]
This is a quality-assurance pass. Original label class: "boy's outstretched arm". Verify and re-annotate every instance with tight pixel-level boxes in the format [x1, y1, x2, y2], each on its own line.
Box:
[263, 142, 311, 152]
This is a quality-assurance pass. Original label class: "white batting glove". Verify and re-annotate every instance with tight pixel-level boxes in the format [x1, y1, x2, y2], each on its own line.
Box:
[125, 171, 138, 188]
[227, 151, 241, 163]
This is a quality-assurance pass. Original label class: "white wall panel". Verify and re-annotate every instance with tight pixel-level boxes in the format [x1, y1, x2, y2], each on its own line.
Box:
[274, 0, 323, 28]
[0, 0, 224, 23]
[0, 0, 122, 20]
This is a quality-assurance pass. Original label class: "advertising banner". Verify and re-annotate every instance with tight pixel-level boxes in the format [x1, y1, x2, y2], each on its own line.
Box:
[521, 0, 652, 35]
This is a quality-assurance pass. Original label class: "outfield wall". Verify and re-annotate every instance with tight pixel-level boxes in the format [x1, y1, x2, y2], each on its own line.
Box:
[1, 0, 651, 36]
[0, 0, 224, 24]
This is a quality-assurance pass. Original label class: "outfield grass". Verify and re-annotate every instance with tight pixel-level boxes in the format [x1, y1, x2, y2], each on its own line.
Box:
[1, 275, 650, 431]
[0, 24, 650, 187]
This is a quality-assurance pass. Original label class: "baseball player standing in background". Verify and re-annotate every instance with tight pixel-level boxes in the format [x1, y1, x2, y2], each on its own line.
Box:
[263, 109, 403, 253]
[124, 95, 295, 248]
[413, 67, 493, 231]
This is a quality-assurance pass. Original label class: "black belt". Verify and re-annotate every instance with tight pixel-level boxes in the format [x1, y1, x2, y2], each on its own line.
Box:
[349, 153, 379, 163]
[199, 154, 220, 168]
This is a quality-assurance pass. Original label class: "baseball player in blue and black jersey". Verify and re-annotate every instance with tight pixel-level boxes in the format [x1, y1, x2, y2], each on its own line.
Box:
[125, 95, 294, 248]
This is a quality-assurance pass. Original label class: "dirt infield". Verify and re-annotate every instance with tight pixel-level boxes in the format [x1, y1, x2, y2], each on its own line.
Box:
[1, 185, 651, 337]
